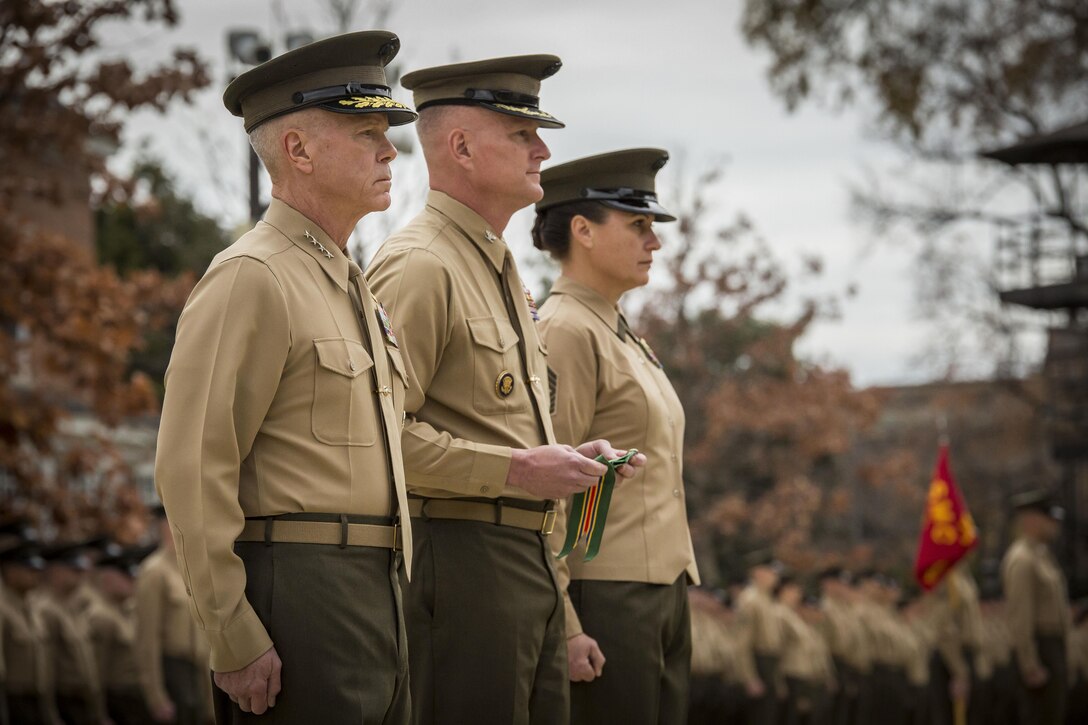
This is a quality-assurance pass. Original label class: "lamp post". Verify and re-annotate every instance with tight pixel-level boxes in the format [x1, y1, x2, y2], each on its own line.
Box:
[225, 29, 315, 223]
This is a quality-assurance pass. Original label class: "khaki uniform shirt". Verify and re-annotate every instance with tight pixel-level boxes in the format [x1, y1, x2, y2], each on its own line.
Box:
[367, 191, 555, 499]
[0, 589, 51, 696]
[821, 596, 872, 672]
[903, 619, 932, 687]
[156, 199, 412, 672]
[855, 599, 906, 668]
[928, 566, 985, 680]
[87, 596, 141, 691]
[735, 585, 785, 683]
[981, 612, 1012, 670]
[71, 581, 105, 617]
[34, 589, 104, 717]
[689, 605, 742, 683]
[538, 277, 699, 636]
[779, 605, 835, 686]
[135, 548, 210, 711]
[1001, 537, 1071, 677]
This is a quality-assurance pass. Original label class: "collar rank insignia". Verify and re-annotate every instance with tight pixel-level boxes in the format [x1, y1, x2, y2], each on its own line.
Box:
[523, 284, 539, 322]
[304, 230, 334, 259]
[376, 302, 398, 348]
[484, 230, 499, 243]
[636, 336, 663, 369]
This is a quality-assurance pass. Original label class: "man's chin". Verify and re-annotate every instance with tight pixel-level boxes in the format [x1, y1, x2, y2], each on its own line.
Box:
[361, 194, 392, 216]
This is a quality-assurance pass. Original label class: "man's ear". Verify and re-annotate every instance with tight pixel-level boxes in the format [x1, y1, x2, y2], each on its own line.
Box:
[448, 128, 472, 170]
[283, 128, 314, 174]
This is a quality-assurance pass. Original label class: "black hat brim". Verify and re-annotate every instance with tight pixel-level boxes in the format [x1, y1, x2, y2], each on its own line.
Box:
[600, 198, 676, 222]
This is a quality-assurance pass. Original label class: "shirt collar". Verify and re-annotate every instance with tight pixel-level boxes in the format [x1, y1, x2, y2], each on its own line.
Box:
[548, 276, 622, 333]
[426, 190, 508, 273]
[261, 198, 351, 292]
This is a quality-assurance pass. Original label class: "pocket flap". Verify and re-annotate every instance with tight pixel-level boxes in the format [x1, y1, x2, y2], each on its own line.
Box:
[467, 317, 519, 354]
[314, 337, 374, 378]
[387, 346, 409, 386]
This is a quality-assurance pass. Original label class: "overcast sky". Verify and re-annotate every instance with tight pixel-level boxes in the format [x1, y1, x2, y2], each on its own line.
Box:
[104, 0, 964, 387]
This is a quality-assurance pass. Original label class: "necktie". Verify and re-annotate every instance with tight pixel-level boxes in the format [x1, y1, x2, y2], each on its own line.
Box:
[347, 260, 413, 574]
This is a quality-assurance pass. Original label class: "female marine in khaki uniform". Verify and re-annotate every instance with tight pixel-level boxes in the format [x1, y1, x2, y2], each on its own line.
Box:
[534, 148, 700, 724]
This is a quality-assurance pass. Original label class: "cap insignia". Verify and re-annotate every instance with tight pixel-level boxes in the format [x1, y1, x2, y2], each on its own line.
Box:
[337, 95, 408, 110]
[492, 103, 552, 119]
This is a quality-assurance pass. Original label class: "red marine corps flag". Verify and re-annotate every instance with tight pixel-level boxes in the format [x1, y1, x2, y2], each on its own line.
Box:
[913, 444, 979, 591]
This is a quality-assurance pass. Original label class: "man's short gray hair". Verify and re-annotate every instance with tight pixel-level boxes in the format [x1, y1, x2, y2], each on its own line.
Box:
[248, 117, 286, 182]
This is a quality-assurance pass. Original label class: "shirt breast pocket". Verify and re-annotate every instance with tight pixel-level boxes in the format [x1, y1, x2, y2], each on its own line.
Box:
[466, 316, 529, 416]
[312, 337, 378, 446]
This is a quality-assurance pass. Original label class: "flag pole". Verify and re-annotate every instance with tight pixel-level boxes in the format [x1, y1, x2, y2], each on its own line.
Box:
[937, 415, 967, 725]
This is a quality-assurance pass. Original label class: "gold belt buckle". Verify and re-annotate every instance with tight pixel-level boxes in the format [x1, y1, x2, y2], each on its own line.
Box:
[540, 509, 557, 536]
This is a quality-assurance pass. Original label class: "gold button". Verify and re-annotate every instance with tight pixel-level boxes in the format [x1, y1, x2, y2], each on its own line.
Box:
[349, 359, 357, 372]
[672, 489, 681, 498]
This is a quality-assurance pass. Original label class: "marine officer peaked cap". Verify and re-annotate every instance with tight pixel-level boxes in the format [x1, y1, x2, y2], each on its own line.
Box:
[743, 547, 784, 573]
[401, 54, 565, 128]
[0, 540, 45, 571]
[223, 30, 417, 133]
[1010, 489, 1065, 521]
[537, 148, 676, 221]
[42, 540, 95, 570]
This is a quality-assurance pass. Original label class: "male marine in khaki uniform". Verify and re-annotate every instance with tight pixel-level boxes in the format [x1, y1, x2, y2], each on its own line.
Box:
[367, 56, 640, 724]
[927, 562, 984, 725]
[0, 538, 56, 725]
[817, 567, 869, 725]
[156, 31, 417, 724]
[777, 580, 836, 725]
[35, 542, 106, 725]
[735, 551, 785, 725]
[1001, 490, 1071, 724]
[135, 507, 210, 725]
[87, 548, 153, 725]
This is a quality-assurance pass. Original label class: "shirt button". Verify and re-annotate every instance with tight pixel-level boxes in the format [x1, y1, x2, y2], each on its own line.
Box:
[671, 454, 678, 461]
[672, 489, 681, 498]
[349, 359, 357, 372]
[481, 485, 490, 494]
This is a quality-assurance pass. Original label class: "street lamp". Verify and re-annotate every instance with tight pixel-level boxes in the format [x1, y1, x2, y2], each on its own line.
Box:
[226, 29, 314, 223]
